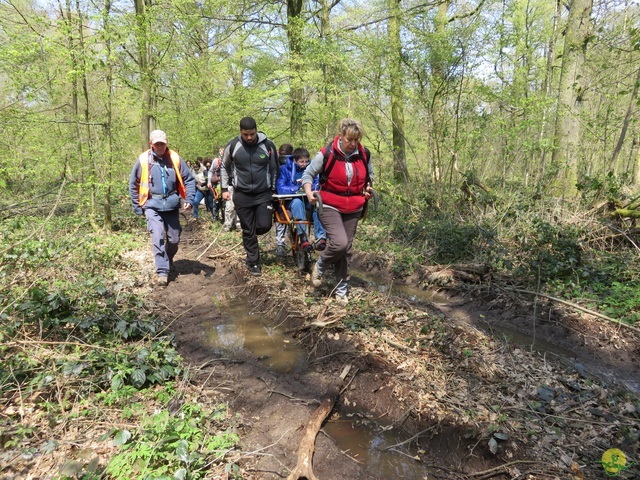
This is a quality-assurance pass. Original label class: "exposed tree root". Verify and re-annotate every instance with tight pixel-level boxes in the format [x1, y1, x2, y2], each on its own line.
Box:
[286, 365, 352, 480]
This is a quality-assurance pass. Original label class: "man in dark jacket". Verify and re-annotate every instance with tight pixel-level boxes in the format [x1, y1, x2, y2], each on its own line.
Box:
[129, 129, 195, 286]
[221, 117, 278, 276]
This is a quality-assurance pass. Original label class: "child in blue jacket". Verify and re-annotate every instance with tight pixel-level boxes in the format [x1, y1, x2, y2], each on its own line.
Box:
[276, 147, 326, 251]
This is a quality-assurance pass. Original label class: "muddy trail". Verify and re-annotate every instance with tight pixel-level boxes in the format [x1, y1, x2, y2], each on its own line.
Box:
[142, 220, 639, 480]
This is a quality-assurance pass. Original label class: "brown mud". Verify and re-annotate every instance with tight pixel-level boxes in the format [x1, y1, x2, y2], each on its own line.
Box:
[147, 220, 640, 480]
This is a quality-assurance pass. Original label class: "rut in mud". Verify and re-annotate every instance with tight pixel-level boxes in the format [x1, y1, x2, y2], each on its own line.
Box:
[144, 221, 640, 480]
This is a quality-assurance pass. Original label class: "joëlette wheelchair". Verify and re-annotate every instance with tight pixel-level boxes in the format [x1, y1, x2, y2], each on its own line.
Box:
[272, 189, 378, 273]
[272, 192, 322, 272]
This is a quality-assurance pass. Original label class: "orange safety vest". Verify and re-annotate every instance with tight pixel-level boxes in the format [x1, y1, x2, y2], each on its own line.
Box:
[138, 149, 186, 206]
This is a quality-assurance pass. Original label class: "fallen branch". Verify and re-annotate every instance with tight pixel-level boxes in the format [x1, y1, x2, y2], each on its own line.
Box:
[285, 316, 341, 333]
[507, 287, 640, 335]
[382, 336, 417, 353]
[207, 241, 243, 259]
[286, 365, 352, 480]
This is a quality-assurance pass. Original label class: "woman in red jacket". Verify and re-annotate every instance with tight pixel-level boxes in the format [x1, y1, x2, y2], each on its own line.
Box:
[302, 119, 374, 306]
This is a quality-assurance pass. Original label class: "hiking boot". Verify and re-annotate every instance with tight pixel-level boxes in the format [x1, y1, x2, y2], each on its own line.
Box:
[314, 238, 326, 251]
[157, 275, 168, 287]
[247, 264, 262, 276]
[275, 244, 288, 258]
[335, 294, 348, 306]
[311, 260, 323, 287]
[301, 240, 313, 252]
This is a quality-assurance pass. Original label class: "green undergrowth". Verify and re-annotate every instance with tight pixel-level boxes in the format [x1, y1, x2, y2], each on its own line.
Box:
[0, 213, 240, 479]
[358, 180, 639, 326]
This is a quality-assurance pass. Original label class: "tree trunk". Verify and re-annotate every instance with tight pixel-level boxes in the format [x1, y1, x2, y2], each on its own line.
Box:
[102, 0, 114, 232]
[388, 0, 408, 182]
[134, 0, 155, 150]
[73, 0, 99, 232]
[287, 0, 304, 141]
[318, 0, 337, 139]
[537, 0, 561, 188]
[608, 67, 640, 173]
[552, 0, 593, 196]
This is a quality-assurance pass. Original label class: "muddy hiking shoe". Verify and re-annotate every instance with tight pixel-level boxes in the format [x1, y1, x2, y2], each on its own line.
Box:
[247, 264, 262, 276]
[301, 240, 313, 252]
[157, 275, 168, 287]
[335, 294, 348, 306]
[275, 244, 288, 258]
[314, 238, 326, 251]
[311, 259, 323, 287]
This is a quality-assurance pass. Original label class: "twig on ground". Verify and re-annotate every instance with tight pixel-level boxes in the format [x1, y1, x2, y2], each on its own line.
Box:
[467, 460, 543, 479]
[235, 429, 291, 461]
[309, 350, 358, 364]
[207, 241, 243, 259]
[382, 336, 417, 353]
[197, 358, 245, 369]
[382, 425, 436, 451]
[196, 231, 222, 261]
[267, 389, 320, 406]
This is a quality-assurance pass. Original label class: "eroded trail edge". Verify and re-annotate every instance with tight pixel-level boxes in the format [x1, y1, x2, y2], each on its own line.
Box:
[145, 224, 639, 479]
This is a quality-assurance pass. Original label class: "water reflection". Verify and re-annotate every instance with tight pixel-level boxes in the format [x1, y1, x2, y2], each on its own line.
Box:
[324, 413, 438, 479]
[205, 296, 306, 373]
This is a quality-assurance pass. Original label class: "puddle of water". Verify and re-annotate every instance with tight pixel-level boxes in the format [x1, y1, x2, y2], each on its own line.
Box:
[205, 296, 306, 373]
[324, 411, 439, 479]
[351, 268, 449, 304]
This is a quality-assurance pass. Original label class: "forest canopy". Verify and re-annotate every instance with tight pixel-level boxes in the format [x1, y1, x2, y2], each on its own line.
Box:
[1, 0, 639, 210]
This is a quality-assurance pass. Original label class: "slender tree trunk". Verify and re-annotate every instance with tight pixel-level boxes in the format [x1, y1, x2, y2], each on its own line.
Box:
[552, 0, 593, 196]
[632, 135, 640, 187]
[287, 0, 304, 141]
[102, 0, 114, 232]
[60, 0, 83, 184]
[387, 0, 408, 182]
[538, 0, 561, 188]
[73, 0, 99, 231]
[608, 67, 640, 173]
[134, 0, 155, 149]
[319, 0, 336, 139]
[429, 1, 451, 204]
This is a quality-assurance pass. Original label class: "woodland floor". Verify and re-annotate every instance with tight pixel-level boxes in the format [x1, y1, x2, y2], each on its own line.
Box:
[8, 216, 635, 480]
[122, 217, 639, 480]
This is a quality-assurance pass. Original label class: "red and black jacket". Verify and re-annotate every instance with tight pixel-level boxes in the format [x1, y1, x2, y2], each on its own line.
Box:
[319, 136, 370, 214]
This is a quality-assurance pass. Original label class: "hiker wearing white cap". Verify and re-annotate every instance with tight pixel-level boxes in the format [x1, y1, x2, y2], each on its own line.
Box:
[129, 130, 196, 286]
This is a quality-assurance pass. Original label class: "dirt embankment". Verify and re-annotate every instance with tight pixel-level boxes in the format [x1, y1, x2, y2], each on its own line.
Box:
[147, 222, 640, 480]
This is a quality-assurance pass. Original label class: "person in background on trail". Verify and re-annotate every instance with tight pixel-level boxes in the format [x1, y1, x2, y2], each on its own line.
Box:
[220, 144, 241, 232]
[276, 147, 327, 252]
[208, 148, 224, 223]
[129, 129, 195, 287]
[278, 143, 293, 166]
[275, 143, 294, 258]
[221, 116, 278, 276]
[302, 118, 374, 306]
[192, 157, 216, 221]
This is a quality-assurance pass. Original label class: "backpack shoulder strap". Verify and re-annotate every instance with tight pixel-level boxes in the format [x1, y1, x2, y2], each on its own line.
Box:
[320, 142, 336, 184]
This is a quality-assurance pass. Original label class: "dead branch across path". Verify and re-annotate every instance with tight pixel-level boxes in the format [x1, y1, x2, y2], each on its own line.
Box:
[286, 365, 352, 480]
[507, 287, 640, 334]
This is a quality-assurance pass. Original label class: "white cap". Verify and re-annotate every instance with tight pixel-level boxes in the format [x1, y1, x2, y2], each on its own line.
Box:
[149, 130, 168, 144]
